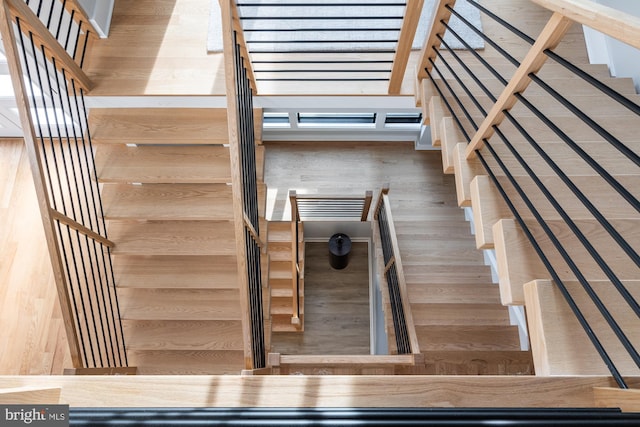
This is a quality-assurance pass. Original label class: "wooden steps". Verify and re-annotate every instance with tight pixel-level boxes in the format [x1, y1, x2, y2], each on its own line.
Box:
[411, 303, 510, 326]
[407, 282, 501, 304]
[112, 255, 238, 289]
[103, 183, 234, 220]
[420, 350, 534, 375]
[524, 279, 640, 376]
[123, 320, 244, 350]
[89, 108, 230, 145]
[415, 325, 521, 351]
[447, 88, 640, 117]
[471, 174, 639, 249]
[404, 264, 493, 285]
[118, 288, 242, 320]
[419, 0, 638, 382]
[267, 221, 304, 332]
[390, 155, 532, 373]
[90, 107, 265, 374]
[493, 218, 640, 305]
[128, 350, 244, 375]
[109, 220, 236, 256]
[431, 74, 637, 101]
[95, 145, 232, 183]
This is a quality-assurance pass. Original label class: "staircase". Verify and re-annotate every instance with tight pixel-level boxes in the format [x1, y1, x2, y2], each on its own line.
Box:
[417, 1, 640, 380]
[390, 176, 533, 375]
[267, 221, 304, 332]
[91, 107, 263, 374]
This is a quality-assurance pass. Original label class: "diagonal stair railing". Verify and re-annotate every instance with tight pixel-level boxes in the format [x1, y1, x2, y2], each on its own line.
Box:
[418, 0, 639, 388]
[221, 0, 266, 370]
[373, 186, 420, 355]
[0, 0, 128, 370]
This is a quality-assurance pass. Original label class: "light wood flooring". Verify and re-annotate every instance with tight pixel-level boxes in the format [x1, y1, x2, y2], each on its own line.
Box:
[84, 0, 227, 95]
[82, 0, 589, 96]
[0, 138, 71, 375]
[271, 242, 370, 355]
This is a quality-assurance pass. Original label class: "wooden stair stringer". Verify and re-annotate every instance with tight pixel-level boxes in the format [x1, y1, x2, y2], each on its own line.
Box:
[524, 279, 640, 376]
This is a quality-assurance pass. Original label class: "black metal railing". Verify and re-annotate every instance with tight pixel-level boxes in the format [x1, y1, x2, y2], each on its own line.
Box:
[424, 0, 639, 388]
[236, 1, 405, 82]
[68, 407, 640, 426]
[6, 3, 126, 368]
[374, 189, 412, 355]
[24, 0, 96, 68]
[233, 30, 265, 369]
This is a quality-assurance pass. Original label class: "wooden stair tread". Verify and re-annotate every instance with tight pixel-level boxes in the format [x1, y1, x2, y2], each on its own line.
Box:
[128, 350, 244, 375]
[103, 183, 234, 220]
[419, 350, 533, 375]
[404, 264, 493, 284]
[415, 325, 521, 351]
[89, 108, 230, 145]
[399, 241, 485, 267]
[113, 255, 238, 288]
[119, 288, 241, 320]
[394, 221, 473, 239]
[109, 221, 236, 256]
[485, 147, 640, 177]
[123, 319, 243, 350]
[95, 145, 231, 183]
[431, 62, 613, 81]
[268, 222, 301, 242]
[407, 282, 501, 304]
[443, 92, 640, 118]
[453, 143, 485, 207]
[411, 303, 511, 325]
[494, 218, 640, 305]
[271, 288, 303, 298]
[428, 74, 636, 101]
[524, 279, 640, 376]
[266, 242, 293, 261]
[455, 116, 639, 144]
[471, 175, 639, 250]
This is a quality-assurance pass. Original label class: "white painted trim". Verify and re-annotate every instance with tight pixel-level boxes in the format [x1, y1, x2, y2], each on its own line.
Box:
[463, 206, 476, 235]
[464, 206, 529, 350]
[77, 0, 115, 38]
[509, 306, 530, 351]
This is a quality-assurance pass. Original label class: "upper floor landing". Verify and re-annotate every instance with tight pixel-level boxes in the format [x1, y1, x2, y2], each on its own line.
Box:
[83, 0, 590, 97]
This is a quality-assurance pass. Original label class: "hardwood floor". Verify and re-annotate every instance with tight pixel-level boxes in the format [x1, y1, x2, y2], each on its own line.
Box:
[271, 242, 370, 355]
[82, 0, 586, 96]
[0, 139, 70, 374]
[84, 0, 227, 96]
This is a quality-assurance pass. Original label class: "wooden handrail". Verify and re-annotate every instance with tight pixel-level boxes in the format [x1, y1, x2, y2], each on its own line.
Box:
[229, 0, 257, 93]
[288, 190, 300, 325]
[465, 12, 573, 158]
[416, 0, 457, 81]
[373, 184, 390, 220]
[50, 209, 115, 248]
[220, 0, 256, 369]
[6, 0, 93, 91]
[389, 0, 425, 94]
[531, 0, 640, 50]
[361, 190, 373, 221]
[243, 212, 266, 251]
[0, 0, 83, 368]
[380, 193, 421, 354]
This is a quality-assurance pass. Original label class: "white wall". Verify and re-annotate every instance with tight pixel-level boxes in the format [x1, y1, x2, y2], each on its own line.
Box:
[77, 0, 114, 38]
[583, 0, 640, 92]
